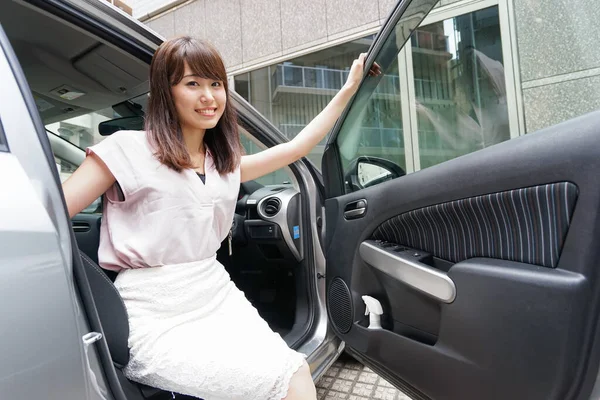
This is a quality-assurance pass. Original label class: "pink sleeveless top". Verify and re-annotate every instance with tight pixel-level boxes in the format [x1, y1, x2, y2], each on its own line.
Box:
[86, 130, 240, 272]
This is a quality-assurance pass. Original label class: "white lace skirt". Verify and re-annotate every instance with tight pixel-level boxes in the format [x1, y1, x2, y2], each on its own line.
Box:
[114, 256, 306, 400]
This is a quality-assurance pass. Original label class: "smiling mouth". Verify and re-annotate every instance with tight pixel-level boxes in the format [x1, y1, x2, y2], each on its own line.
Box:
[196, 108, 217, 116]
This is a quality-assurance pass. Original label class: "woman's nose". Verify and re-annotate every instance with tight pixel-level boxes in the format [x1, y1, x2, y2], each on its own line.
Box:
[200, 88, 214, 103]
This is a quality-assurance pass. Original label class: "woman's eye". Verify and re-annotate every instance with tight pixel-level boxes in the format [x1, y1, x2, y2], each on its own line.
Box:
[212, 81, 222, 87]
[187, 81, 199, 86]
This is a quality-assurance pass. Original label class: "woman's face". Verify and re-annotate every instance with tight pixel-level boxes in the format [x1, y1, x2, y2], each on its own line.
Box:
[171, 61, 227, 132]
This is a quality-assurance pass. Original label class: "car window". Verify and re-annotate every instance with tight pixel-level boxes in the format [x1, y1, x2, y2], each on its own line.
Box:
[337, 4, 513, 193]
[46, 94, 147, 216]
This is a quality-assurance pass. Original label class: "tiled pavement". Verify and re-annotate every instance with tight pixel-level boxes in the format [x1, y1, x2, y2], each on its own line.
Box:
[315, 353, 411, 400]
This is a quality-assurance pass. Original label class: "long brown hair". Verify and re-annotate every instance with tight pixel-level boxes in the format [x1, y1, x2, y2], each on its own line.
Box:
[145, 36, 241, 174]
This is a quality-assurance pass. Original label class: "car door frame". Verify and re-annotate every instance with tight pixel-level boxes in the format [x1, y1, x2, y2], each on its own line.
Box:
[233, 95, 344, 380]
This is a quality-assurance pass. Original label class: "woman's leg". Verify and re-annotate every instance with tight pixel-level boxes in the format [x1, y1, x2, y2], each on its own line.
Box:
[282, 361, 317, 400]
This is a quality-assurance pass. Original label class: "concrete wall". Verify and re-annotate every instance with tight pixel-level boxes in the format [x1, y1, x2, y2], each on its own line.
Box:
[514, 0, 600, 132]
[144, 0, 397, 71]
[127, 0, 176, 18]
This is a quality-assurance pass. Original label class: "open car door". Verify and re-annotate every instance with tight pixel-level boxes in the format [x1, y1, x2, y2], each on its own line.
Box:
[322, 0, 600, 399]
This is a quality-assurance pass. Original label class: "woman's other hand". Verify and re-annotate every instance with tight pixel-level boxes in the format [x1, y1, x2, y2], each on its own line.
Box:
[344, 53, 382, 91]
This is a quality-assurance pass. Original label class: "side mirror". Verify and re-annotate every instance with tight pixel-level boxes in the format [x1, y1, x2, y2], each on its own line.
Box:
[345, 156, 405, 191]
[98, 116, 144, 136]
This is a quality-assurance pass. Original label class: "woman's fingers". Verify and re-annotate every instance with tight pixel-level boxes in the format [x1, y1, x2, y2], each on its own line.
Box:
[368, 61, 382, 76]
[356, 52, 381, 77]
[346, 53, 382, 89]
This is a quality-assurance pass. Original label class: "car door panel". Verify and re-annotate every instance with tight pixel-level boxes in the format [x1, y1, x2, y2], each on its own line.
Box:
[0, 153, 88, 399]
[324, 110, 600, 399]
[0, 23, 106, 399]
[369, 181, 578, 268]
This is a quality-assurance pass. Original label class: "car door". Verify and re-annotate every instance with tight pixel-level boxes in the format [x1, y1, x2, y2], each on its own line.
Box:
[0, 25, 108, 400]
[323, 0, 600, 399]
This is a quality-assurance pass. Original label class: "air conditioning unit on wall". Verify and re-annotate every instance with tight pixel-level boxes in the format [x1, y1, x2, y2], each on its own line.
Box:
[103, 0, 133, 16]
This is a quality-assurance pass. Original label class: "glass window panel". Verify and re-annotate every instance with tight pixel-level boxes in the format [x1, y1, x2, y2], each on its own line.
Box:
[413, 6, 509, 169]
[283, 63, 304, 87]
[335, 36, 408, 180]
[333, 2, 510, 193]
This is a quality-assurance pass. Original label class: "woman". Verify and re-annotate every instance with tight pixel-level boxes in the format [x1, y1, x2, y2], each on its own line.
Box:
[62, 36, 378, 400]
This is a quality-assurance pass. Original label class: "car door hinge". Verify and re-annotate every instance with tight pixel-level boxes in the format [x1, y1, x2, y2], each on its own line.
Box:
[317, 273, 326, 279]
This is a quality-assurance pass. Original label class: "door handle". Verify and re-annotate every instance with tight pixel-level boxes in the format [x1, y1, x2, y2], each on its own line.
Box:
[82, 332, 109, 398]
[344, 199, 367, 220]
[359, 240, 456, 303]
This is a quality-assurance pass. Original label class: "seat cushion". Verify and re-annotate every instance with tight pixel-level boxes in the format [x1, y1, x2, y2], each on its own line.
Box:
[79, 250, 130, 367]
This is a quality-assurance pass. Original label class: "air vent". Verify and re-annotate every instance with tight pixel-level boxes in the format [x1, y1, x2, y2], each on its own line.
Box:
[262, 197, 282, 217]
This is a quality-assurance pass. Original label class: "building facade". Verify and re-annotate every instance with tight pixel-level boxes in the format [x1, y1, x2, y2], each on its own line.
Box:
[137, 0, 599, 177]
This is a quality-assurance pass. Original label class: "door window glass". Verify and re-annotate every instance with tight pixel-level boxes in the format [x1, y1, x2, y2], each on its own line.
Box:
[336, 4, 509, 193]
[414, 7, 508, 169]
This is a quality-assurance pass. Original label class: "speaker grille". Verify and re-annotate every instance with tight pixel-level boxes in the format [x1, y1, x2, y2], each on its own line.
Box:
[328, 277, 353, 334]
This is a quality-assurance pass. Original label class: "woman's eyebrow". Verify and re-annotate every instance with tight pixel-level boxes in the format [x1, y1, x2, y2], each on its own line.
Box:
[182, 74, 222, 81]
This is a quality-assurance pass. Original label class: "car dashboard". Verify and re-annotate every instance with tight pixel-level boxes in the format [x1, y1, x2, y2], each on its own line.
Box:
[233, 184, 304, 263]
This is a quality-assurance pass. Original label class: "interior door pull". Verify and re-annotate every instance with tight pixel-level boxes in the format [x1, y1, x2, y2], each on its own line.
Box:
[344, 199, 367, 220]
[359, 241, 456, 303]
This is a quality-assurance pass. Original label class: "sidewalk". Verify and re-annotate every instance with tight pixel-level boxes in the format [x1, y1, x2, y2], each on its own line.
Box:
[315, 353, 411, 400]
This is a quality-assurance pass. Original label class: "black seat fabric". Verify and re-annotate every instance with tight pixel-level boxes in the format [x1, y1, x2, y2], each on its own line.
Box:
[78, 251, 205, 399]
[79, 251, 130, 367]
